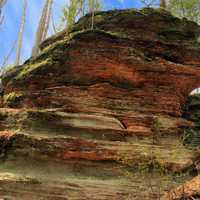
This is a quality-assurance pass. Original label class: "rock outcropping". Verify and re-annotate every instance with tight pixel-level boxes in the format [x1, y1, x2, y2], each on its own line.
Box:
[1, 8, 200, 199]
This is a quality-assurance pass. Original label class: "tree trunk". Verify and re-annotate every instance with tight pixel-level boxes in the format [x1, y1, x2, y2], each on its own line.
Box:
[32, 0, 53, 57]
[160, 0, 167, 9]
[42, 0, 53, 41]
[90, 0, 95, 30]
[91, 10, 94, 30]
[15, 0, 27, 65]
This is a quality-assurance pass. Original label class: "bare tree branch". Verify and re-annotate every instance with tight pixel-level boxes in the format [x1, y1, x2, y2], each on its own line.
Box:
[140, 0, 158, 7]
[51, 12, 57, 34]
[32, 0, 53, 57]
[1, 38, 18, 73]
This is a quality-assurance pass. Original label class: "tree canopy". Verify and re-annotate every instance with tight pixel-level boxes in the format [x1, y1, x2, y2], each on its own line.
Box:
[168, 0, 200, 24]
[62, 0, 102, 30]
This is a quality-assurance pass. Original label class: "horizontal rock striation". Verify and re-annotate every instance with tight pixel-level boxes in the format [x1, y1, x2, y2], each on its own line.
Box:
[1, 8, 200, 199]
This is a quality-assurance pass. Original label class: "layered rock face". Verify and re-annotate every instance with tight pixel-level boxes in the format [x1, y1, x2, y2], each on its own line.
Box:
[1, 8, 200, 199]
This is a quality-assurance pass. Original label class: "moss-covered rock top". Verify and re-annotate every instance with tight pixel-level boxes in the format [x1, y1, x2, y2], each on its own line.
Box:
[2, 7, 200, 112]
[2, 8, 200, 90]
[41, 8, 200, 51]
[73, 8, 200, 38]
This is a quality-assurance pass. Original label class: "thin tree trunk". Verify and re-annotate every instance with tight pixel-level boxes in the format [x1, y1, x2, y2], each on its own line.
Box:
[81, 0, 85, 16]
[1, 38, 18, 72]
[179, 0, 186, 18]
[51, 12, 57, 34]
[15, 0, 27, 65]
[91, 3, 95, 30]
[32, 0, 53, 57]
[89, 0, 95, 30]
[42, 0, 52, 40]
[160, 0, 167, 9]
[0, 0, 6, 6]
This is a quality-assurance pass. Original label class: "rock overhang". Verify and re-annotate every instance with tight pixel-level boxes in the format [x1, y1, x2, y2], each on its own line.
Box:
[1, 8, 200, 199]
[1, 8, 200, 129]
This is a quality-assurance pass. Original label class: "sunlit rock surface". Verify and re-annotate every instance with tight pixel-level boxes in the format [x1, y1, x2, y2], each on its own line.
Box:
[1, 8, 200, 199]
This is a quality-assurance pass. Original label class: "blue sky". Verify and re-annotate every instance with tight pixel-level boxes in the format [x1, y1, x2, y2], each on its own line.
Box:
[0, 0, 147, 67]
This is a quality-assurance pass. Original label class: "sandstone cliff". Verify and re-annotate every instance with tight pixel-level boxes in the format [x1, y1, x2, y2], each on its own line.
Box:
[1, 8, 200, 199]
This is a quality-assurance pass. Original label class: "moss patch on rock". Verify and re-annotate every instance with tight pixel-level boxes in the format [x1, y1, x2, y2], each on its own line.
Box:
[183, 129, 200, 148]
[2, 8, 200, 88]
[182, 94, 200, 148]
[15, 58, 54, 81]
[184, 94, 200, 125]
[3, 92, 23, 107]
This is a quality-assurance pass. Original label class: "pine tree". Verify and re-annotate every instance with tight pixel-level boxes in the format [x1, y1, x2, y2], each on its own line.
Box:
[15, 0, 27, 65]
[32, 0, 53, 57]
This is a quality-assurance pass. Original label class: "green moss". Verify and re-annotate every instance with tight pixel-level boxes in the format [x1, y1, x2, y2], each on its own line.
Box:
[92, 13, 105, 24]
[15, 58, 53, 81]
[71, 9, 142, 33]
[184, 94, 200, 125]
[3, 92, 23, 107]
[188, 94, 200, 107]
[183, 129, 200, 148]
[195, 192, 200, 196]
[141, 7, 173, 17]
[40, 38, 68, 54]
[24, 177, 41, 185]
[1, 65, 24, 85]
[159, 28, 194, 41]
[40, 29, 67, 51]
[2, 36, 71, 85]
[113, 80, 134, 89]
[117, 153, 168, 174]
[98, 30, 130, 39]
[0, 111, 8, 120]
[42, 29, 99, 54]
[42, 29, 131, 55]
[2, 8, 199, 87]
[26, 110, 59, 122]
[69, 29, 131, 42]
[2, 65, 18, 75]
[71, 8, 176, 33]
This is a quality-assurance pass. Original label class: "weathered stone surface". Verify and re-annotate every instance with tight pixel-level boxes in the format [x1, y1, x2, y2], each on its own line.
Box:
[161, 175, 200, 200]
[1, 8, 200, 199]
